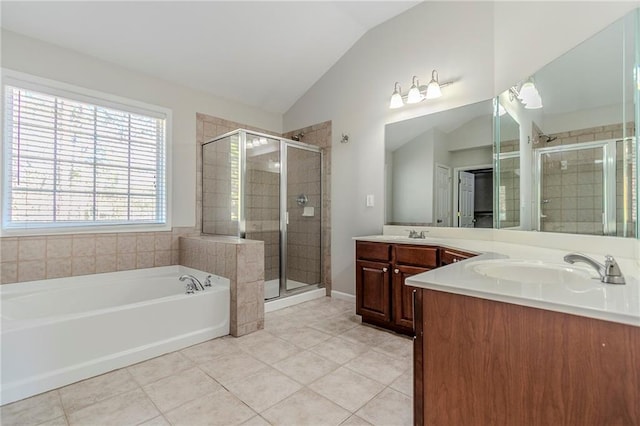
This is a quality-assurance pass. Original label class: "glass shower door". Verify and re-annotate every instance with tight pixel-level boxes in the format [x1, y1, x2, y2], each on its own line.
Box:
[244, 133, 281, 299]
[283, 144, 321, 292]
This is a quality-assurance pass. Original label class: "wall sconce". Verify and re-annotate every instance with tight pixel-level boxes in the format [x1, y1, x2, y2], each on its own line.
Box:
[509, 78, 543, 109]
[389, 69, 452, 109]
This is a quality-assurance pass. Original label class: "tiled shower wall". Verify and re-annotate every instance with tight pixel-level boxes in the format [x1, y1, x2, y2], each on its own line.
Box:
[286, 148, 322, 285]
[245, 169, 280, 282]
[283, 122, 332, 294]
[538, 122, 635, 237]
[499, 138, 520, 228]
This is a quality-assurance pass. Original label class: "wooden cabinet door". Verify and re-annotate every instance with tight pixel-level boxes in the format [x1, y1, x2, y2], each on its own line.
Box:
[355, 259, 391, 323]
[392, 265, 430, 330]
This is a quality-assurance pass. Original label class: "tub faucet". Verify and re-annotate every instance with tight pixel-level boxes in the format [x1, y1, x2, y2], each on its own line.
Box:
[179, 274, 206, 292]
[563, 253, 625, 285]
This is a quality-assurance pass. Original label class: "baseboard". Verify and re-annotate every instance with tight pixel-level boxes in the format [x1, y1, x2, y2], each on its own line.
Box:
[264, 288, 326, 312]
[331, 290, 355, 303]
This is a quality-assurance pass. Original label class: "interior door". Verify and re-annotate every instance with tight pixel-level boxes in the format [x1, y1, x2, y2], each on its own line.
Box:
[459, 171, 475, 227]
[434, 165, 451, 227]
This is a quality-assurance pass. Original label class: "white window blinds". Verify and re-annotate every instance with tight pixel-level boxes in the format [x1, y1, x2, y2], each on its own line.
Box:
[3, 84, 167, 230]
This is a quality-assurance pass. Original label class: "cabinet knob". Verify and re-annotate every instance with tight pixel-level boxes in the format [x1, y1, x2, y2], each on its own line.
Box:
[453, 258, 458, 263]
[382, 267, 388, 272]
[394, 269, 400, 274]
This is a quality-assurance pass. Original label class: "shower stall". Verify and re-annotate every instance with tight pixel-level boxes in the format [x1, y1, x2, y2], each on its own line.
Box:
[202, 129, 323, 300]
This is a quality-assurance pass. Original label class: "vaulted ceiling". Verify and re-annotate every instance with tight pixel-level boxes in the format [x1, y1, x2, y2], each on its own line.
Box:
[1, 1, 420, 114]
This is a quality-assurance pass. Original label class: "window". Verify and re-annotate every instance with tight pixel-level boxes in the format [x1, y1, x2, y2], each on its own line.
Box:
[2, 75, 169, 233]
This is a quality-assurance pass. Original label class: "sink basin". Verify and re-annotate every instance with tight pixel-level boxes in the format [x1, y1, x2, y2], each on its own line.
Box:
[467, 259, 596, 285]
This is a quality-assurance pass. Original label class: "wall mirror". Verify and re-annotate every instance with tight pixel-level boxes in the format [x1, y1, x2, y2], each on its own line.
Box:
[495, 8, 638, 238]
[385, 100, 495, 228]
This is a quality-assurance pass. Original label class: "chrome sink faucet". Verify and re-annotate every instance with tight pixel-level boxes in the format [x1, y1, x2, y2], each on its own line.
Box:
[179, 274, 206, 293]
[563, 253, 626, 285]
[407, 229, 427, 239]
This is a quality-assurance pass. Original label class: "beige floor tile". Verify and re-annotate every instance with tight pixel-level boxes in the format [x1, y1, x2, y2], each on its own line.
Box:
[340, 415, 373, 425]
[238, 335, 301, 365]
[59, 368, 138, 413]
[308, 315, 360, 335]
[310, 336, 368, 365]
[127, 352, 194, 386]
[273, 327, 333, 349]
[143, 367, 222, 412]
[371, 334, 412, 360]
[355, 388, 412, 426]
[308, 367, 385, 412]
[36, 415, 69, 426]
[338, 325, 388, 347]
[262, 388, 350, 426]
[0, 391, 64, 426]
[345, 350, 408, 385]
[272, 350, 340, 385]
[199, 352, 268, 387]
[139, 415, 171, 426]
[67, 388, 159, 426]
[241, 415, 271, 425]
[225, 367, 302, 413]
[180, 336, 240, 364]
[165, 389, 256, 426]
[389, 370, 413, 397]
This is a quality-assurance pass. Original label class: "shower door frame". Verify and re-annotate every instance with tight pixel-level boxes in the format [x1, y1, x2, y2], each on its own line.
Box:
[534, 139, 617, 235]
[202, 129, 323, 298]
[279, 139, 323, 297]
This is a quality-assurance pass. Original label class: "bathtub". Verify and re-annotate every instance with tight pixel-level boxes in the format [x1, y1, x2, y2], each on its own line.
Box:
[0, 265, 229, 405]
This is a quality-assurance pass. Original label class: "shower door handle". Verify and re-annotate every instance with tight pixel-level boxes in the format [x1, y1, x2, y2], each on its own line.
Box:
[286, 211, 289, 225]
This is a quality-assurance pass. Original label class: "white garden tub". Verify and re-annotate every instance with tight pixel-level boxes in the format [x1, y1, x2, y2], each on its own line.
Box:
[0, 265, 229, 405]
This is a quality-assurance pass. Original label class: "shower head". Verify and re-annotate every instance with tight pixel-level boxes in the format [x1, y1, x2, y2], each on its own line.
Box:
[538, 133, 557, 143]
[291, 132, 305, 141]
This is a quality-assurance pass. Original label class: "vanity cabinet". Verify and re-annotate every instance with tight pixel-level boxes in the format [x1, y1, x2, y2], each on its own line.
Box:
[413, 288, 640, 425]
[439, 247, 475, 266]
[356, 241, 444, 335]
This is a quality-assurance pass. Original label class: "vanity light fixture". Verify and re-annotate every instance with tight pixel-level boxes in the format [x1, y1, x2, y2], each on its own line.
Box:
[509, 78, 543, 109]
[389, 69, 451, 109]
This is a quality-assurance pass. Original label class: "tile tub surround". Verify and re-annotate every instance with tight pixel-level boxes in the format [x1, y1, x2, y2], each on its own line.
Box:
[0, 227, 199, 284]
[1, 297, 413, 426]
[179, 235, 264, 337]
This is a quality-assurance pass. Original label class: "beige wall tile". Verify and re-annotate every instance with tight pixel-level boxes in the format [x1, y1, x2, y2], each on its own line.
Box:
[96, 255, 117, 273]
[137, 252, 155, 269]
[18, 260, 45, 282]
[137, 234, 155, 252]
[117, 235, 137, 253]
[95, 235, 117, 255]
[19, 238, 46, 261]
[72, 256, 96, 276]
[46, 258, 72, 279]
[155, 233, 172, 251]
[154, 250, 171, 267]
[118, 253, 137, 271]
[73, 236, 96, 257]
[1, 238, 18, 263]
[47, 237, 72, 259]
[1, 262, 18, 284]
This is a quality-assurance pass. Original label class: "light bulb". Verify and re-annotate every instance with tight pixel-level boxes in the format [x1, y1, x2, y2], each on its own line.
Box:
[407, 76, 422, 104]
[425, 70, 442, 99]
[524, 92, 543, 109]
[389, 82, 403, 109]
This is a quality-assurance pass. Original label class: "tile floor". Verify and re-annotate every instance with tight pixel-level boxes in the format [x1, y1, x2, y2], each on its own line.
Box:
[1, 297, 413, 426]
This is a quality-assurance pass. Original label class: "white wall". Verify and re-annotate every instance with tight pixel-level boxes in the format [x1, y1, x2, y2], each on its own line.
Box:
[450, 147, 493, 169]
[1, 30, 283, 229]
[447, 115, 493, 151]
[284, 1, 637, 295]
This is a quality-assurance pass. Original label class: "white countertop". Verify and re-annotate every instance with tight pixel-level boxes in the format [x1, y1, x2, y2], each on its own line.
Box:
[354, 235, 640, 327]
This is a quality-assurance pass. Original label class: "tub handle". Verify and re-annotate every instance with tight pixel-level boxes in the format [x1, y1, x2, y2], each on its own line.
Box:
[204, 275, 212, 287]
[185, 283, 196, 294]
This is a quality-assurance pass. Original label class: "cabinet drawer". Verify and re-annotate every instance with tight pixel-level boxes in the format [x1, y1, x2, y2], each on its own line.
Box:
[394, 245, 438, 268]
[356, 241, 391, 262]
[440, 248, 476, 266]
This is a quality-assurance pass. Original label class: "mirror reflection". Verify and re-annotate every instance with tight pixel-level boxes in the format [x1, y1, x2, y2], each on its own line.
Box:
[496, 9, 637, 238]
[385, 100, 494, 228]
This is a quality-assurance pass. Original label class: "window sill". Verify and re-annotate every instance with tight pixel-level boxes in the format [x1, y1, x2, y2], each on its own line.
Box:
[0, 223, 172, 238]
